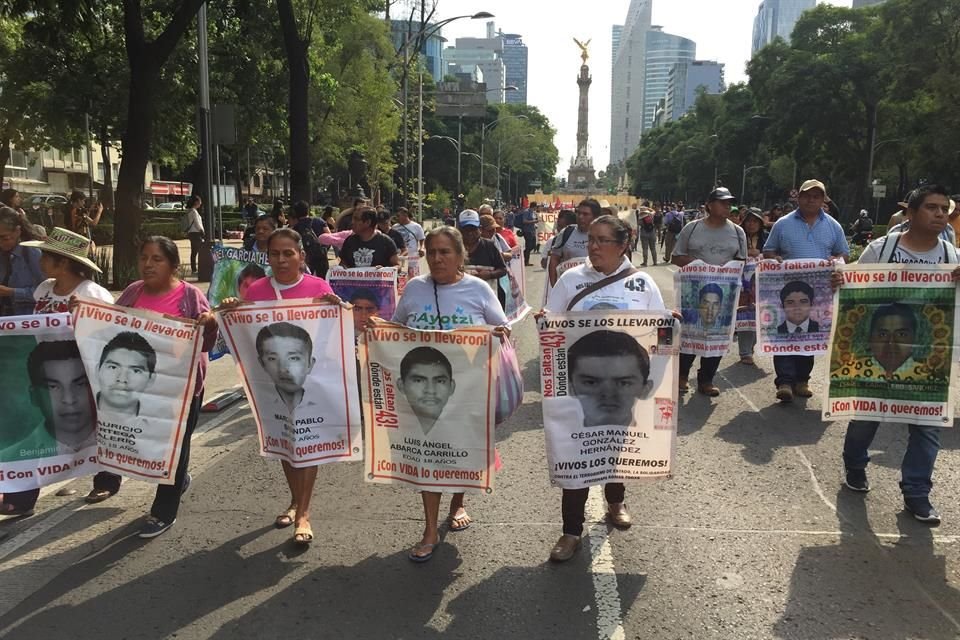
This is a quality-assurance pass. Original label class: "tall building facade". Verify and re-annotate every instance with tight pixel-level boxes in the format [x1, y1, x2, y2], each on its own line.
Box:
[389, 20, 445, 81]
[642, 27, 696, 133]
[444, 21, 528, 105]
[609, 0, 653, 167]
[751, 0, 816, 54]
[664, 60, 725, 122]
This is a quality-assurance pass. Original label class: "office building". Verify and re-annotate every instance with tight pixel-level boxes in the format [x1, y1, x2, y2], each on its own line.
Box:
[500, 33, 528, 104]
[443, 47, 506, 103]
[444, 21, 527, 104]
[642, 27, 696, 133]
[751, 0, 816, 54]
[609, 0, 653, 167]
[389, 20, 445, 82]
[664, 60, 725, 122]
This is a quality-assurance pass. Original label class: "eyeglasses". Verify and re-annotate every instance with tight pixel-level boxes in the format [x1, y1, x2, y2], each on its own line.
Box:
[587, 236, 620, 247]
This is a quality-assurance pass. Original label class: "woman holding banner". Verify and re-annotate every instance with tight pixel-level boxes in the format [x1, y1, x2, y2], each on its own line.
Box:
[0, 227, 112, 516]
[390, 226, 509, 563]
[543, 214, 670, 562]
[86, 236, 219, 538]
[224, 227, 341, 545]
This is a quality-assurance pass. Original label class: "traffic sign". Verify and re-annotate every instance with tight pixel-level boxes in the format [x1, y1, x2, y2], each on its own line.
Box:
[873, 185, 887, 198]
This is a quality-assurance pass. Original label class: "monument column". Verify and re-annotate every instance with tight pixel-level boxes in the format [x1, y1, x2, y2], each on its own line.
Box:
[576, 64, 591, 161]
[568, 38, 596, 190]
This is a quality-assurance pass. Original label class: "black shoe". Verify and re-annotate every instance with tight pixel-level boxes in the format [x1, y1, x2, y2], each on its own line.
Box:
[844, 469, 870, 492]
[904, 497, 941, 525]
[640, 262, 648, 267]
[139, 516, 176, 539]
[181, 472, 192, 496]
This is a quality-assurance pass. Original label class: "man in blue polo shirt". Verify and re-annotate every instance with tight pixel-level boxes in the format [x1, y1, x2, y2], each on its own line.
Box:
[763, 179, 849, 402]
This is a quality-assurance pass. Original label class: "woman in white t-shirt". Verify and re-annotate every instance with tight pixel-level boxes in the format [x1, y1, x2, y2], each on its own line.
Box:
[389, 226, 509, 563]
[542, 215, 672, 563]
[0, 227, 112, 517]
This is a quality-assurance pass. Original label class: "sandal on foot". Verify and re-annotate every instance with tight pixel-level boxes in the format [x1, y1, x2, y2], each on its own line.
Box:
[408, 541, 437, 563]
[275, 507, 297, 529]
[293, 525, 313, 545]
[447, 509, 472, 532]
[84, 489, 114, 504]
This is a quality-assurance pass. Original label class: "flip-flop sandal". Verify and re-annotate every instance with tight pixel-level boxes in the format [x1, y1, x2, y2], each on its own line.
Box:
[447, 511, 471, 532]
[84, 489, 114, 504]
[293, 525, 313, 545]
[408, 542, 437, 563]
[275, 507, 296, 529]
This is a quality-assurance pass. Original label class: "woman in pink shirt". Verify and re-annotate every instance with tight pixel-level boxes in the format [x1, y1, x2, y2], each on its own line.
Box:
[89, 236, 219, 539]
[224, 228, 339, 545]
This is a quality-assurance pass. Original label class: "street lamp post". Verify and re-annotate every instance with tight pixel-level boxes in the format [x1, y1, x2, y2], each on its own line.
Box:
[497, 131, 535, 205]
[479, 114, 527, 196]
[866, 137, 904, 201]
[741, 165, 765, 203]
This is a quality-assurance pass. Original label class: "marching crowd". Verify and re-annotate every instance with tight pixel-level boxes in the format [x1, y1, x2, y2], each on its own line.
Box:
[0, 179, 959, 565]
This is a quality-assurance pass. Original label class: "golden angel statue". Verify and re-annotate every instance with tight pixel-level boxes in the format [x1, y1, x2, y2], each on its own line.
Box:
[573, 38, 591, 64]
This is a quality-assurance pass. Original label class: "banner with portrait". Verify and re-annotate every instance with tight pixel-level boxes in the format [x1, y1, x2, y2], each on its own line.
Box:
[327, 267, 399, 334]
[756, 258, 835, 356]
[735, 260, 758, 332]
[73, 299, 202, 484]
[538, 311, 679, 489]
[502, 245, 530, 324]
[217, 300, 362, 467]
[206, 245, 271, 360]
[675, 260, 743, 356]
[0, 313, 102, 492]
[823, 264, 959, 426]
[360, 323, 498, 494]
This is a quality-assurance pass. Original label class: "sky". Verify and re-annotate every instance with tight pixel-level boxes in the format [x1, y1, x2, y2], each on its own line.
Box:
[433, 0, 852, 176]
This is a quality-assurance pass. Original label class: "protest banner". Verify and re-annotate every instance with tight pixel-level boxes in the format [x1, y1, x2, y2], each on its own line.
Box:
[756, 258, 835, 355]
[360, 322, 498, 493]
[542, 256, 589, 306]
[735, 260, 758, 332]
[73, 299, 202, 484]
[537, 209, 558, 248]
[538, 310, 679, 489]
[0, 313, 101, 491]
[823, 264, 959, 426]
[206, 245, 271, 360]
[328, 266, 399, 334]
[218, 300, 362, 466]
[675, 260, 743, 357]
[502, 245, 530, 324]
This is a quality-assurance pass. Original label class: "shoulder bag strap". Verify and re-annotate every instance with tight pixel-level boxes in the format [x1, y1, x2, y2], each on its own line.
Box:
[566, 267, 639, 311]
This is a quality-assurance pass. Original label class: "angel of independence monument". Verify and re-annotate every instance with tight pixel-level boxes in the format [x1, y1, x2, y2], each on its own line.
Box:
[567, 38, 597, 190]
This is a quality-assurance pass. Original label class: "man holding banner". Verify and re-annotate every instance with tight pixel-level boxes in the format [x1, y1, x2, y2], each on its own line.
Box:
[831, 184, 959, 525]
[764, 179, 848, 403]
[672, 187, 747, 396]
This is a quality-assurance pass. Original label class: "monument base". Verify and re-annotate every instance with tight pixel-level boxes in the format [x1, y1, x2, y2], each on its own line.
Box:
[567, 165, 596, 190]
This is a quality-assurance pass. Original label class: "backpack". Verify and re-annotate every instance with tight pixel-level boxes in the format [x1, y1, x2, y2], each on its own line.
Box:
[666, 213, 683, 234]
[653, 212, 664, 227]
[640, 214, 655, 233]
[299, 221, 329, 277]
[875, 232, 955, 264]
[555, 225, 576, 249]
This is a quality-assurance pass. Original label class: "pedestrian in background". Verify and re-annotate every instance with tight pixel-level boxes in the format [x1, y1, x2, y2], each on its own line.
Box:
[183, 195, 205, 275]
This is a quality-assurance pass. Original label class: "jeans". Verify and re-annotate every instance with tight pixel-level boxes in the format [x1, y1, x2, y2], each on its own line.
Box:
[843, 420, 940, 498]
[1, 489, 39, 511]
[736, 330, 756, 358]
[561, 483, 625, 536]
[679, 353, 721, 384]
[89, 395, 201, 521]
[522, 231, 537, 264]
[773, 355, 814, 387]
[639, 232, 657, 264]
[664, 232, 678, 261]
[188, 232, 204, 272]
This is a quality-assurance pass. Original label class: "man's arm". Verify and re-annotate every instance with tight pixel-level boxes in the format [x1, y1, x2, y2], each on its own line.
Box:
[548, 253, 561, 286]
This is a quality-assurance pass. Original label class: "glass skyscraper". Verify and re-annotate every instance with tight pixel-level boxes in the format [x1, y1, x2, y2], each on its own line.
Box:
[642, 27, 696, 133]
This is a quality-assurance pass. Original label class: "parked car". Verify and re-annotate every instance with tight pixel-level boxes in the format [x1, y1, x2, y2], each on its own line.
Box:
[27, 194, 68, 207]
[155, 201, 185, 210]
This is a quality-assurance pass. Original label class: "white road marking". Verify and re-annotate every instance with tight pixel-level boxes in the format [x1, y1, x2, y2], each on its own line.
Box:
[586, 488, 626, 640]
[718, 370, 960, 633]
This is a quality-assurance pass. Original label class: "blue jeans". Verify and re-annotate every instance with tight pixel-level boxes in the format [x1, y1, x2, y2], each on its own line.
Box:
[842, 420, 941, 498]
[736, 331, 756, 358]
[773, 355, 814, 387]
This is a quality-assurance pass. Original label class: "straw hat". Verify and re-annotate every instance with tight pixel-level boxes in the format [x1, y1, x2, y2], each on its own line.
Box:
[22, 227, 101, 273]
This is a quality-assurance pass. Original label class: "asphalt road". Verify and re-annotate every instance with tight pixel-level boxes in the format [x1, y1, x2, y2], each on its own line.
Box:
[1, 253, 959, 640]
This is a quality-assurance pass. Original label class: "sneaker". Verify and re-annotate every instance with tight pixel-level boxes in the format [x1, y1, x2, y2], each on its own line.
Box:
[181, 472, 192, 496]
[844, 469, 870, 492]
[904, 497, 941, 525]
[139, 516, 176, 539]
[776, 384, 793, 402]
[794, 382, 814, 398]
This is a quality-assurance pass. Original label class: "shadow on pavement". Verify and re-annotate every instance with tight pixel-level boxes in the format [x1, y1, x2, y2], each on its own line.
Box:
[677, 391, 717, 436]
[716, 410, 828, 465]
[773, 488, 960, 639]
